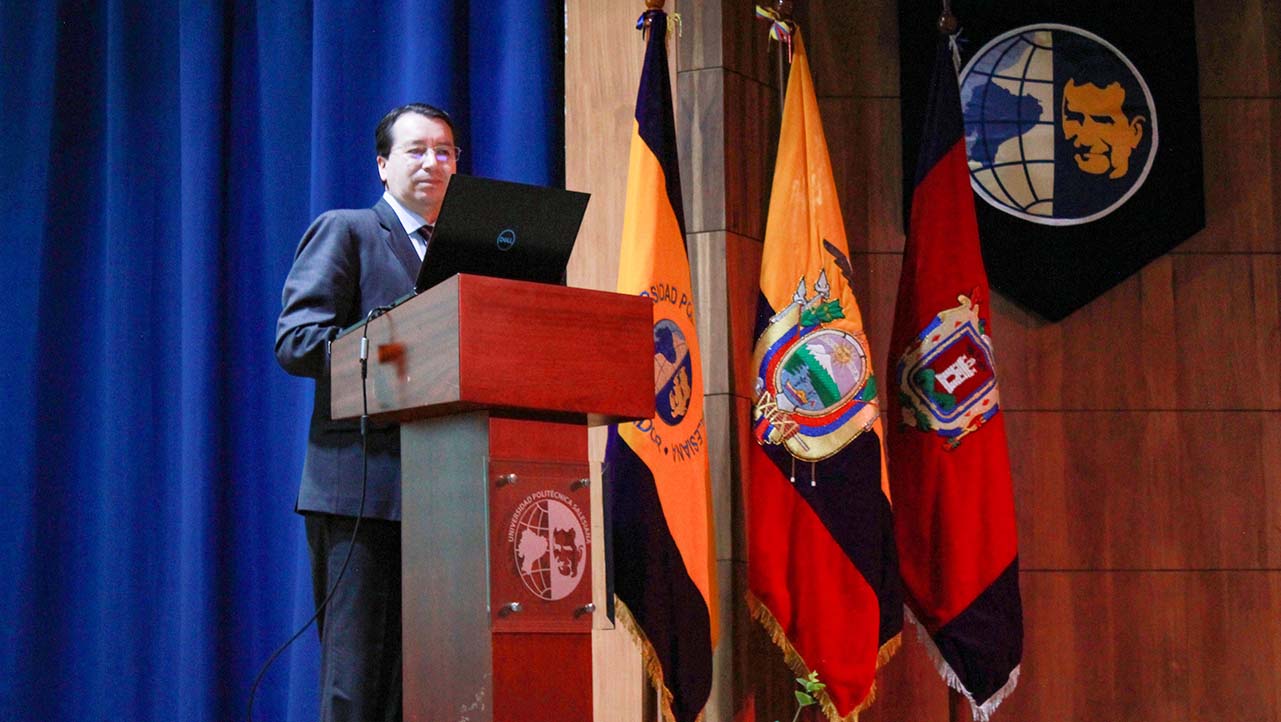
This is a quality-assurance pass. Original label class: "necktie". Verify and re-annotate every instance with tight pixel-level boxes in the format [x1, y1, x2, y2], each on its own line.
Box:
[414, 224, 433, 259]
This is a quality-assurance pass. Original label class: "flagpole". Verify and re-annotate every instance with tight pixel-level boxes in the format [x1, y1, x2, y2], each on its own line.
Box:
[938, 0, 958, 36]
[769, 0, 793, 111]
[640, 0, 664, 33]
[943, 8, 964, 721]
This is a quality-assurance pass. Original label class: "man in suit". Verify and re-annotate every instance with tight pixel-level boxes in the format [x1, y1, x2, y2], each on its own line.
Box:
[275, 102, 458, 722]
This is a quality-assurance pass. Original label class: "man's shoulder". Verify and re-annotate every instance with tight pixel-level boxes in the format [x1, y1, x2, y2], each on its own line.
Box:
[303, 204, 388, 240]
[312, 205, 382, 227]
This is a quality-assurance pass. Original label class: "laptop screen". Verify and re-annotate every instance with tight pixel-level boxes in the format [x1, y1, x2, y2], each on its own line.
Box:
[414, 174, 590, 293]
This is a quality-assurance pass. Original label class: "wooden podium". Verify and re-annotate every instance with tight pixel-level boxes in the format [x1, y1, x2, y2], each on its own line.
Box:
[330, 274, 653, 722]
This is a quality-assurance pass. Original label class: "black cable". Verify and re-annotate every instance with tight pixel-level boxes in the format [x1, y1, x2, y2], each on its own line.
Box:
[245, 306, 389, 722]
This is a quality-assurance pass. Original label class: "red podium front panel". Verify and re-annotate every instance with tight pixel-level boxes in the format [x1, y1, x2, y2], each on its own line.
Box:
[328, 277, 652, 722]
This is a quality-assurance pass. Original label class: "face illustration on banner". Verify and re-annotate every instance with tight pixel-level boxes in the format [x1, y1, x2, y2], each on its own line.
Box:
[1061, 79, 1146, 179]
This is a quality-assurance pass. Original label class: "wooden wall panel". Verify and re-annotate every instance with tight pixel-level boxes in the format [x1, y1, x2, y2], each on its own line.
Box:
[1265, 416, 1281, 569]
[723, 70, 774, 242]
[1000, 572, 1281, 722]
[1195, 0, 1281, 98]
[862, 100, 907, 253]
[857, 625, 948, 722]
[986, 254, 1281, 412]
[1182, 100, 1280, 253]
[565, 3, 666, 721]
[719, 0, 774, 87]
[1183, 572, 1281, 722]
[565, 0, 649, 295]
[570, 1, 1281, 721]
[679, 68, 727, 236]
[725, 230, 762, 400]
[690, 230, 732, 396]
[782, 2, 1281, 722]
[799, 0, 900, 97]
[1006, 411, 1281, 570]
[848, 252, 902, 384]
[1172, 254, 1280, 409]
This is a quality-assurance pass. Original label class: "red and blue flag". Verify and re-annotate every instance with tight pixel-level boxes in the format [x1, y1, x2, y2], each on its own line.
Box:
[887, 36, 1024, 721]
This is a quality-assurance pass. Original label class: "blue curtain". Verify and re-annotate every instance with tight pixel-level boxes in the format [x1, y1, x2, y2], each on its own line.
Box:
[0, 1, 563, 720]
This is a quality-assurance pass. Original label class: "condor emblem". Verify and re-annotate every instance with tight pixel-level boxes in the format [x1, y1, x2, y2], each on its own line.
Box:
[752, 270, 879, 462]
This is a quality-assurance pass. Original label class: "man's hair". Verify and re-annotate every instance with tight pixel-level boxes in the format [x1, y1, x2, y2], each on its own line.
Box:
[374, 103, 455, 158]
[1060, 37, 1147, 122]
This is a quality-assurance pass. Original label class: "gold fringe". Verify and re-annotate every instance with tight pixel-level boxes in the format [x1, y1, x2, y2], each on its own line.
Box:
[877, 631, 902, 669]
[613, 599, 707, 722]
[746, 592, 901, 722]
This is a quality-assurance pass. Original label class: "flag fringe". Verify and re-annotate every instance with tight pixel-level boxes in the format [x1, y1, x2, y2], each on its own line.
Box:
[613, 599, 707, 722]
[903, 606, 1020, 722]
[746, 592, 900, 722]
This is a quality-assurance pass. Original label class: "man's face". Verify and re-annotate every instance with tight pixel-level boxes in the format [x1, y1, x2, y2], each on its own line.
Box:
[553, 528, 582, 577]
[1061, 80, 1145, 179]
[376, 113, 456, 221]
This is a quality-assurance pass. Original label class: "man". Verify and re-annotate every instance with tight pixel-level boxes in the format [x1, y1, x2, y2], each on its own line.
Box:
[275, 102, 458, 722]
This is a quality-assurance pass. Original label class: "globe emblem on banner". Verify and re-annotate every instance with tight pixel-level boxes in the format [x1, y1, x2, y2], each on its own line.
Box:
[959, 24, 1158, 225]
[653, 319, 693, 426]
[512, 496, 587, 601]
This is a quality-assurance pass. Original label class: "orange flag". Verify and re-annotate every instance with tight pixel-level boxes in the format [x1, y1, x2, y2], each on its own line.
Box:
[747, 27, 902, 721]
[604, 10, 717, 722]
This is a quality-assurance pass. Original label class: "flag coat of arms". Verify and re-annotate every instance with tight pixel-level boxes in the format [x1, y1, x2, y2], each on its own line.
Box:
[603, 10, 717, 722]
[747, 29, 901, 722]
[887, 36, 1023, 722]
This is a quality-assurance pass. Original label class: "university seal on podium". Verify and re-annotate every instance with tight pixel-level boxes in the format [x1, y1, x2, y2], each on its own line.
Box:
[506, 490, 589, 601]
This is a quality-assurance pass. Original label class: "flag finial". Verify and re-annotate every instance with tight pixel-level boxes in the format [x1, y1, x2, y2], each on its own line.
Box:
[937, 1, 959, 35]
[755, 1, 797, 63]
[637, 1, 663, 35]
[637, 0, 679, 38]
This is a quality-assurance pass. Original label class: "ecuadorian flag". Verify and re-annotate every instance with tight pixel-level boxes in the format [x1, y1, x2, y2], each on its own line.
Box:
[747, 29, 901, 721]
[603, 10, 717, 722]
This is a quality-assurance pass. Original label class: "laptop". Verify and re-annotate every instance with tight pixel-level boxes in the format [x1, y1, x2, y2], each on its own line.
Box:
[413, 174, 590, 293]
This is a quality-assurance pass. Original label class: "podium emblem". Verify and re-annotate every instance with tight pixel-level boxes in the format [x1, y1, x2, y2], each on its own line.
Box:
[507, 490, 589, 601]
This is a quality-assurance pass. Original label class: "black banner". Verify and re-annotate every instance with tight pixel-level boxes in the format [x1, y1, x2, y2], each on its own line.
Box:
[900, 0, 1204, 321]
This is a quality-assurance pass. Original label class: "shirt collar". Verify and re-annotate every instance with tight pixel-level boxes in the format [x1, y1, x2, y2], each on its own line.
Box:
[382, 190, 428, 235]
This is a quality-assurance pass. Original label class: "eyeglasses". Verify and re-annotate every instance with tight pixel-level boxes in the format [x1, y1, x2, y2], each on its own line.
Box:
[398, 145, 461, 164]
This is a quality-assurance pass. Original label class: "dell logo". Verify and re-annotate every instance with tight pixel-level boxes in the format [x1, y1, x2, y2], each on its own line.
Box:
[497, 229, 516, 251]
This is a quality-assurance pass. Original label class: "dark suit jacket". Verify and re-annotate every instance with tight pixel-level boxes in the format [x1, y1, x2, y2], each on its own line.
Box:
[276, 198, 422, 520]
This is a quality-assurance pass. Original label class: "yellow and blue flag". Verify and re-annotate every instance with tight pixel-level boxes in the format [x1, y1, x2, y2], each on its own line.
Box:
[603, 9, 718, 722]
